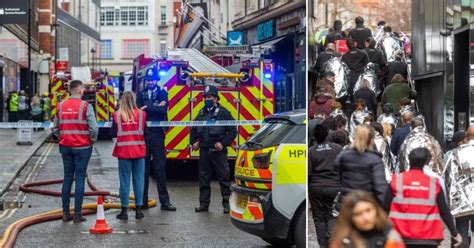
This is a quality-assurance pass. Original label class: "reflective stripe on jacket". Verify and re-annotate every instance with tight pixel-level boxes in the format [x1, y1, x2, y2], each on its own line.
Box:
[58, 98, 91, 147]
[389, 170, 444, 240]
[112, 109, 146, 159]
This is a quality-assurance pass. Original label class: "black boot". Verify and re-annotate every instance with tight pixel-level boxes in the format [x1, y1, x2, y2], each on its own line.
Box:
[116, 207, 128, 220]
[135, 206, 144, 219]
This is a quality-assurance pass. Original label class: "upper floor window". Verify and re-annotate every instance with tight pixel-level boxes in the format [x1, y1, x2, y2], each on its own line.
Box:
[100, 6, 148, 26]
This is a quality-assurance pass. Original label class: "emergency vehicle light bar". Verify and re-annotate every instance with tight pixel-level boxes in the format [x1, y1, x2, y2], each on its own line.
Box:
[189, 72, 246, 79]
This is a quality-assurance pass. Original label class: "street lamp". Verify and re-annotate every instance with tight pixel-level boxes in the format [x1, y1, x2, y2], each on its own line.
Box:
[90, 48, 96, 71]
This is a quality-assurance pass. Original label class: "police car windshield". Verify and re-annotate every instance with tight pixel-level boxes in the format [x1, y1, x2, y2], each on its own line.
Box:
[244, 120, 294, 149]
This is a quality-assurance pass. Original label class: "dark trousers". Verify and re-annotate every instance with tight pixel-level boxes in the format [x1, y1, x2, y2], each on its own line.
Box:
[198, 147, 231, 208]
[60, 146, 92, 214]
[8, 111, 18, 122]
[143, 131, 170, 206]
[451, 215, 474, 248]
[309, 186, 339, 248]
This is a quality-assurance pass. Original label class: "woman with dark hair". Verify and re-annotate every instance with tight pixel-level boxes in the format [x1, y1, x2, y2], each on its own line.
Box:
[330, 191, 404, 248]
[349, 99, 372, 134]
[309, 124, 342, 248]
[378, 103, 398, 127]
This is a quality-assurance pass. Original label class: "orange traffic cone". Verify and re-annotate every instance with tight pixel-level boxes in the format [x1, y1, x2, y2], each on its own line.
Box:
[89, 196, 113, 234]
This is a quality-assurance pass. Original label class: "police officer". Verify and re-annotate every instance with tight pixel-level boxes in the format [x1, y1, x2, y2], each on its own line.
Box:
[6, 91, 19, 122]
[191, 85, 237, 214]
[137, 68, 176, 211]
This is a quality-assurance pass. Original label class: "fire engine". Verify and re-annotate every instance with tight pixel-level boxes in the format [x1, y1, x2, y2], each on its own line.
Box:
[131, 53, 276, 159]
[50, 67, 117, 135]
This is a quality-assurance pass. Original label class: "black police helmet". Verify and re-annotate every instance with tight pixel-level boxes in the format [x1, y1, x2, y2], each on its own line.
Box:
[203, 85, 219, 99]
[144, 68, 159, 81]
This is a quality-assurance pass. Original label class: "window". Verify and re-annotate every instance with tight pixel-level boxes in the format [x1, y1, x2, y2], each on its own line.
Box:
[160, 40, 167, 56]
[160, 6, 166, 26]
[100, 6, 148, 26]
[100, 40, 112, 59]
[123, 39, 149, 58]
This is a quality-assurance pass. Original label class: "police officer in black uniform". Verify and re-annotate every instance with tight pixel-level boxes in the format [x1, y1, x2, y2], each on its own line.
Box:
[191, 85, 237, 214]
[137, 68, 176, 211]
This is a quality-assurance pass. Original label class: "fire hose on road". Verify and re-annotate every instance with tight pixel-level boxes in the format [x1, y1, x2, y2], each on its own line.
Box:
[0, 173, 157, 248]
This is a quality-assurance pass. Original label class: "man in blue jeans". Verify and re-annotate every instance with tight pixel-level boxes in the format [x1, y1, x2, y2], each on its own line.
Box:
[53, 80, 98, 223]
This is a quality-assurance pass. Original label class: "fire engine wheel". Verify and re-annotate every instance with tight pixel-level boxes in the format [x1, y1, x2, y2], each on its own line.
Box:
[292, 204, 306, 248]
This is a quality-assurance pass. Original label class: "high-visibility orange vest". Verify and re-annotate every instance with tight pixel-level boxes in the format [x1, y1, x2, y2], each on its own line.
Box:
[389, 170, 444, 240]
[58, 98, 91, 147]
[112, 109, 146, 159]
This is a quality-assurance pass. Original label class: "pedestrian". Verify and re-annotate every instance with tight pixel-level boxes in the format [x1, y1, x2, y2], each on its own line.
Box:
[382, 74, 417, 115]
[30, 95, 43, 131]
[137, 68, 176, 211]
[382, 122, 394, 145]
[384, 147, 462, 248]
[444, 126, 474, 248]
[341, 38, 369, 101]
[334, 124, 388, 212]
[349, 99, 371, 134]
[41, 92, 51, 120]
[315, 43, 338, 75]
[330, 191, 405, 248]
[6, 91, 19, 122]
[309, 124, 342, 248]
[53, 80, 98, 223]
[111, 92, 146, 220]
[378, 103, 398, 127]
[325, 20, 344, 45]
[398, 97, 418, 117]
[364, 37, 387, 89]
[309, 86, 334, 119]
[316, 75, 336, 99]
[386, 52, 408, 86]
[331, 129, 350, 148]
[18, 90, 29, 120]
[398, 117, 444, 175]
[390, 111, 413, 156]
[353, 79, 377, 114]
[371, 122, 392, 181]
[190, 85, 237, 214]
[349, 17, 373, 49]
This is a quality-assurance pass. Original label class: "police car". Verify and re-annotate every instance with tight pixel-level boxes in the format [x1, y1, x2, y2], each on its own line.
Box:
[230, 109, 306, 247]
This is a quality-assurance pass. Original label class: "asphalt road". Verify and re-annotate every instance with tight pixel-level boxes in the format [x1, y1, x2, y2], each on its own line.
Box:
[0, 140, 270, 247]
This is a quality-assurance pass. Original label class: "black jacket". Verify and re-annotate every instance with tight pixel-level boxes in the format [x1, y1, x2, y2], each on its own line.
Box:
[354, 88, 377, 114]
[350, 27, 373, 49]
[308, 142, 342, 189]
[341, 49, 369, 79]
[137, 88, 168, 122]
[365, 48, 387, 73]
[325, 30, 343, 45]
[190, 105, 237, 148]
[390, 124, 410, 156]
[315, 51, 336, 74]
[335, 148, 388, 205]
[386, 61, 408, 84]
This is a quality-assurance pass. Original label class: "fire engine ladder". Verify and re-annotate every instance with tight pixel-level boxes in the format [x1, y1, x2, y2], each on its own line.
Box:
[168, 48, 231, 74]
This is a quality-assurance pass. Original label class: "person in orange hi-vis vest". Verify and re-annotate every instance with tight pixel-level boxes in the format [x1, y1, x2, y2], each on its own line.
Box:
[330, 190, 405, 248]
[384, 147, 462, 248]
[53, 80, 98, 223]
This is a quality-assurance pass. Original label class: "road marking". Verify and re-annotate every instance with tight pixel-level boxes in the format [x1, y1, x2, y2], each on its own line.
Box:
[0, 142, 54, 220]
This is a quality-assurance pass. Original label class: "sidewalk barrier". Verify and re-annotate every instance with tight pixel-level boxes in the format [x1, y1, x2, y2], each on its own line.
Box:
[89, 196, 113, 234]
[0, 120, 264, 129]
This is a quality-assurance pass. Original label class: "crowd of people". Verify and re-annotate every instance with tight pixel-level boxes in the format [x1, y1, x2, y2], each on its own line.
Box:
[5, 90, 51, 128]
[309, 16, 474, 248]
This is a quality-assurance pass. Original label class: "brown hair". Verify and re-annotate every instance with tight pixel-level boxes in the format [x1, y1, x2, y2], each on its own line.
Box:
[381, 123, 392, 139]
[68, 80, 83, 93]
[352, 124, 375, 153]
[118, 91, 139, 122]
[355, 99, 366, 111]
[330, 191, 389, 248]
[390, 74, 406, 84]
[331, 101, 342, 111]
[399, 97, 411, 106]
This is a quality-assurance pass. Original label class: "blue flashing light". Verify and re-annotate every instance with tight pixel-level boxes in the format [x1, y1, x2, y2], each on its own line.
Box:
[159, 70, 167, 77]
[264, 73, 272, 79]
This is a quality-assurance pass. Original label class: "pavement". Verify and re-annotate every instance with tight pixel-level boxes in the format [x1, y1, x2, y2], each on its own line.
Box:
[0, 128, 51, 197]
[0, 140, 270, 247]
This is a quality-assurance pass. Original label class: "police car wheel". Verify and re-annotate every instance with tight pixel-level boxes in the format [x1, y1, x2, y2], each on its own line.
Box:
[293, 206, 306, 248]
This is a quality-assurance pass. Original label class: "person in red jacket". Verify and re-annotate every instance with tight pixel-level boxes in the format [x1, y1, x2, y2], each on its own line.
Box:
[53, 80, 98, 223]
[384, 147, 462, 248]
[310, 86, 334, 119]
[111, 92, 146, 220]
